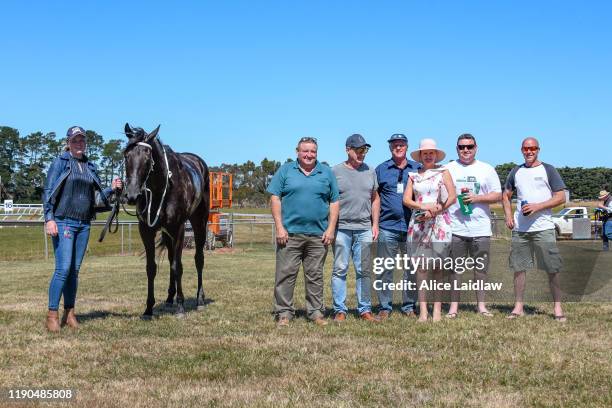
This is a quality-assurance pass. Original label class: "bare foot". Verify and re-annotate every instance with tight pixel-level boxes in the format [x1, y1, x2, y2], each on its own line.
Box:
[418, 313, 428, 323]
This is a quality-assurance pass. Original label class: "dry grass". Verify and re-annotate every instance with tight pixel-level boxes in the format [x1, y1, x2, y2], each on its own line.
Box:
[0, 243, 611, 407]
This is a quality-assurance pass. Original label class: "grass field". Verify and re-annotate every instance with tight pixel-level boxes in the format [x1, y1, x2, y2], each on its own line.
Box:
[1, 239, 611, 407]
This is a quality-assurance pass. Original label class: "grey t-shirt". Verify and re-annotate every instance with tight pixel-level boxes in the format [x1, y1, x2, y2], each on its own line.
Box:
[333, 162, 378, 230]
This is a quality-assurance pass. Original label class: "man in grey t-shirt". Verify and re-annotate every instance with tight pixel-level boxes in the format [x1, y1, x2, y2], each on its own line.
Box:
[331, 134, 380, 322]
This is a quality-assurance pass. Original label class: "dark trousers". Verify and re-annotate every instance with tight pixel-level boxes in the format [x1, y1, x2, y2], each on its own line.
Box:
[274, 234, 328, 320]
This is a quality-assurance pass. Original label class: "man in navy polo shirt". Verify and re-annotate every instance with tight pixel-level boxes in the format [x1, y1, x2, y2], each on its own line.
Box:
[374, 134, 421, 320]
[267, 137, 340, 327]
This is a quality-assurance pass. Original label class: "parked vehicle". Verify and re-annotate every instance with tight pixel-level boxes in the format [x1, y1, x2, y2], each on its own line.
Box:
[552, 207, 589, 237]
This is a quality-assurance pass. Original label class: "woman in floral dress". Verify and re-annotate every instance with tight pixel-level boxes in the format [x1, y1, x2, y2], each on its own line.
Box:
[403, 139, 456, 322]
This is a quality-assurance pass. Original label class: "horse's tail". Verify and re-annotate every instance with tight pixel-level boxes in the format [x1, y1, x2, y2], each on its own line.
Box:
[155, 228, 174, 260]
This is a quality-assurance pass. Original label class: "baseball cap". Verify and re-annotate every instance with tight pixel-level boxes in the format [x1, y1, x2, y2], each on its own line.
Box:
[66, 126, 86, 140]
[387, 133, 408, 143]
[345, 134, 371, 148]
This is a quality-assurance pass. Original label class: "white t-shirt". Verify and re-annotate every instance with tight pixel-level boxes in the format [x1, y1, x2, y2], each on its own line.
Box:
[445, 160, 501, 237]
[505, 163, 566, 232]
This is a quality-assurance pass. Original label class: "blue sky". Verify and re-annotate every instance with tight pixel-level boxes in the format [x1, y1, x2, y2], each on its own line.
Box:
[2, 1, 611, 168]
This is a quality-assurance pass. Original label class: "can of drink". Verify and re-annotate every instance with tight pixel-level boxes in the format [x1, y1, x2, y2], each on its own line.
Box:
[459, 187, 472, 215]
[521, 200, 531, 216]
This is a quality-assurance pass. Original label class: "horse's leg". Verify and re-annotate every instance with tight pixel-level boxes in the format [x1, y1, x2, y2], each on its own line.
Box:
[191, 214, 207, 310]
[139, 224, 157, 319]
[164, 233, 176, 308]
[170, 224, 186, 317]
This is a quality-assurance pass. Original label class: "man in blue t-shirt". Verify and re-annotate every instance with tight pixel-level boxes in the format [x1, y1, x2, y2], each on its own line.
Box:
[267, 137, 339, 327]
[374, 134, 421, 320]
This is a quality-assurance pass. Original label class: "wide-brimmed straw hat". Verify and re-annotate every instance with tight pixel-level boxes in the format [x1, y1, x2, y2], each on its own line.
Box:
[598, 190, 610, 200]
[410, 138, 446, 163]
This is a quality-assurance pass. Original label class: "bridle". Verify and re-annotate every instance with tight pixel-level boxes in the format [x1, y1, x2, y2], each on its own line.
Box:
[131, 140, 173, 228]
[98, 136, 173, 242]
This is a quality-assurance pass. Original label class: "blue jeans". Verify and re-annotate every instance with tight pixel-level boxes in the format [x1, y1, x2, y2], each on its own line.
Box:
[48, 217, 90, 311]
[331, 229, 373, 315]
[376, 228, 416, 313]
[603, 220, 612, 249]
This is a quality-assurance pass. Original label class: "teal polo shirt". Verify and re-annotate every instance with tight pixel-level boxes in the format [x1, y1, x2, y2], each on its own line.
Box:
[267, 161, 339, 235]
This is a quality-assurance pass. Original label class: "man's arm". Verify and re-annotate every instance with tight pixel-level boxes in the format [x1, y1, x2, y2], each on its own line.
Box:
[521, 190, 566, 215]
[502, 188, 515, 230]
[371, 190, 380, 241]
[270, 195, 288, 245]
[466, 191, 502, 205]
[322, 201, 339, 245]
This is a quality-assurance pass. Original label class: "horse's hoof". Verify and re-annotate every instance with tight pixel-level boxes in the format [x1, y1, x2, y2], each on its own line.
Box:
[141, 314, 153, 321]
[196, 305, 206, 311]
[163, 302, 175, 311]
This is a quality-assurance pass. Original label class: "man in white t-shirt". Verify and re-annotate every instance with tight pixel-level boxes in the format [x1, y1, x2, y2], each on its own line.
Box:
[502, 137, 567, 322]
[445, 134, 502, 318]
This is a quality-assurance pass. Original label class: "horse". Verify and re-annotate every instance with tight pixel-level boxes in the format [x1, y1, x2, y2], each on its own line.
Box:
[123, 123, 210, 318]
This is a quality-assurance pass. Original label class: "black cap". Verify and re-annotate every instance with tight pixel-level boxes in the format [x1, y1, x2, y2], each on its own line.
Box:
[387, 133, 408, 143]
[345, 134, 371, 148]
[66, 126, 86, 140]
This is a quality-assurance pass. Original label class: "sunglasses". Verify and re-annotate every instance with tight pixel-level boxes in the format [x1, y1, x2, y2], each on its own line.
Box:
[299, 137, 317, 144]
[522, 146, 539, 153]
[353, 146, 369, 154]
[457, 144, 475, 150]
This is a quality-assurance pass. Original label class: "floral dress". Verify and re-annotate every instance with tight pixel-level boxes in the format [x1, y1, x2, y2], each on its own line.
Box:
[407, 168, 452, 258]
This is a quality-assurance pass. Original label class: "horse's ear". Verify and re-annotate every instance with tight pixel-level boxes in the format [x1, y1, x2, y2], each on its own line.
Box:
[145, 125, 161, 142]
[124, 123, 133, 138]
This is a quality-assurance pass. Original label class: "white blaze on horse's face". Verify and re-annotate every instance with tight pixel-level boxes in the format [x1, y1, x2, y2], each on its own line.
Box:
[124, 144, 154, 204]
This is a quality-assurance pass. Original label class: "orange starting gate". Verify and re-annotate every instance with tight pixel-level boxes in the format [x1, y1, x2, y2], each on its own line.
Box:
[207, 172, 233, 248]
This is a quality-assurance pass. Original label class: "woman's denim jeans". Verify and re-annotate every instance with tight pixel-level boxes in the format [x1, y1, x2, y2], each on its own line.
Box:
[48, 217, 90, 311]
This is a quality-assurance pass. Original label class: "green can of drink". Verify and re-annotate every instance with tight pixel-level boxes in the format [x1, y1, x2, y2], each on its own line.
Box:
[458, 187, 473, 215]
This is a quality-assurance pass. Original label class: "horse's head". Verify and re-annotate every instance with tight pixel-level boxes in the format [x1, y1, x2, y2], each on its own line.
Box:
[123, 123, 161, 204]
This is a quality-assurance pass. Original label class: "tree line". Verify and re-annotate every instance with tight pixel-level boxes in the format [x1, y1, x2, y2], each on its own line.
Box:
[1, 126, 610, 205]
[0, 126, 123, 202]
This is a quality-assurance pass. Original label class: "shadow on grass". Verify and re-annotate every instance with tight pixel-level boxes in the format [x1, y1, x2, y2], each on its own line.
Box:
[150, 297, 216, 317]
[488, 303, 544, 316]
[78, 310, 132, 322]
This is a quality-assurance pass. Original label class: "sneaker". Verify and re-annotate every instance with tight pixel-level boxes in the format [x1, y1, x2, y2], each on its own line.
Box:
[276, 316, 290, 327]
[377, 310, 390, 321]
[401, 310, 416, 318]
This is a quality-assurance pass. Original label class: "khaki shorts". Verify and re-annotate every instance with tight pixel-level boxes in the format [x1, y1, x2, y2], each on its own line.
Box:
[450, 235, 490, 275]
[509, 229, 562, 274]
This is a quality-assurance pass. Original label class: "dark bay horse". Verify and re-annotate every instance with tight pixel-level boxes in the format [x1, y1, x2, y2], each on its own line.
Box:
[123, 123, 210, 318]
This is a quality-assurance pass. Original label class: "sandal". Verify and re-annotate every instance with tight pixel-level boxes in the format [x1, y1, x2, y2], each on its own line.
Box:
[506, 312, 524, 319]
[479, 311, 494, 318]
[554, 315, 567, 322]
[445, 312, 458, 319]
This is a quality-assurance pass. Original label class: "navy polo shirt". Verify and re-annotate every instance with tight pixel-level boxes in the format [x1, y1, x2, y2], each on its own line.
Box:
[267, 161, 339, 235]
[375, 158, 421, 232]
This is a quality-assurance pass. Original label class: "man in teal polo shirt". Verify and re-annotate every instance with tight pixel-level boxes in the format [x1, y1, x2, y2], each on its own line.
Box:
[267, 137, 340, 327]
